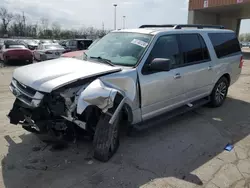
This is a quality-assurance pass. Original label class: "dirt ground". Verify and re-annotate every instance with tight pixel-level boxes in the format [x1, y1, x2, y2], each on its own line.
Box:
[0, 53, 250, 188]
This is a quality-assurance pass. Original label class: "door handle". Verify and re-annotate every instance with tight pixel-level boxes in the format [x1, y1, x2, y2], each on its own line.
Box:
[174, 73, 181, 79]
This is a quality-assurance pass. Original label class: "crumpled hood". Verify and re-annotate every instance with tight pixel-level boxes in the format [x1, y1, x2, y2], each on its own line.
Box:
[13, 58, 121, 93]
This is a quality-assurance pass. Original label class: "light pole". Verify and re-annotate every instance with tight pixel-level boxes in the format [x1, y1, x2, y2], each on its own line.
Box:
[123, 16, 126, 29]
[113, 4, 117, 30]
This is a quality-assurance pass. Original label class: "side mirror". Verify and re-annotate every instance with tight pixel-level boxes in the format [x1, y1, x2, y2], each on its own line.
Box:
[149, 58, 171, 72]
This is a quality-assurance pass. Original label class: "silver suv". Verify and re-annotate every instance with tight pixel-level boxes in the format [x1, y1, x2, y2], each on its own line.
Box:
[8, 24, 243, 162]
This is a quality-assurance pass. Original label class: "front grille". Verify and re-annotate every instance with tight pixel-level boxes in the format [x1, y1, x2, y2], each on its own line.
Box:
[11, 79, 38, 106]
[14, 79, 36, 97]
[19, 94, 33, 104]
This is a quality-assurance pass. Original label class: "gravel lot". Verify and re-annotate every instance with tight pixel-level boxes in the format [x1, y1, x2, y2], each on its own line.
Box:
[0, 53, 250, 188]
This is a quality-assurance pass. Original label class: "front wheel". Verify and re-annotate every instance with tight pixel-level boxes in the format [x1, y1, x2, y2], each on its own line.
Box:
[93, 113, 121, 162]
[209, 77, 229, 107]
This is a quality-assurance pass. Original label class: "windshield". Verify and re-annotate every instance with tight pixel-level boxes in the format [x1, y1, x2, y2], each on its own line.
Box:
[85, 32, 152, 66]
[45, 45, 63, 49]
[87, 39, 100, 49]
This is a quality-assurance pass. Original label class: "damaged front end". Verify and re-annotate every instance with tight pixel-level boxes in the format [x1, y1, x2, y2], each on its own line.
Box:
[8, 77, 126, 142]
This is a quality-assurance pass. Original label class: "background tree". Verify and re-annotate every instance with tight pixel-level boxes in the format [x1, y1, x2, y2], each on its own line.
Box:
[0, 6, 110, 39]
[239, 33, 250, 42]
[0, 7, 13, 35]
[51, 22, 61, 39]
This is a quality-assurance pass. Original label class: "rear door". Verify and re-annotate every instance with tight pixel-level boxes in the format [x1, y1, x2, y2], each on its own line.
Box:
[208, 32, 242, 85]
[178, 33, 214, 101]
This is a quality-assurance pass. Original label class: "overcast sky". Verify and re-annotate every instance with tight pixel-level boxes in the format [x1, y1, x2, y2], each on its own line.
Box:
[1, 0, 250, 33]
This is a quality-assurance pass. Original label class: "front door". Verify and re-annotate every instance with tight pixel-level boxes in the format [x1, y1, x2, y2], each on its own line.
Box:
[138, 35, 186, 121]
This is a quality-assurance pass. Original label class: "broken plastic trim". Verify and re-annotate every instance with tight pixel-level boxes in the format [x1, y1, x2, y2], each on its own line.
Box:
[109, 97, 126, 124]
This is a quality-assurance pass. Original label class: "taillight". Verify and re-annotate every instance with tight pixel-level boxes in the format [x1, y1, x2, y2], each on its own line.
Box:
[45, 51, 53, 54]
[239, 56, 244, 68]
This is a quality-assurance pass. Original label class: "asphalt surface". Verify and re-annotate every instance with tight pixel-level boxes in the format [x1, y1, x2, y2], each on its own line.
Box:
[0, 52, 250, 188]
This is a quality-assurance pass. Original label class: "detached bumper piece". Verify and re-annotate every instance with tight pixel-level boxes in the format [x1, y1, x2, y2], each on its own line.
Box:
[7, 99, 33, 125]
[7, 105, 25, 125]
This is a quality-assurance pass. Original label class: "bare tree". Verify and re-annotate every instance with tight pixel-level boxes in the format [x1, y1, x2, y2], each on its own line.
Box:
[40, 17, 49, 30]
[51, 22, 61, 38]
[0, 7, 13, 34]
[14, 13, 24, 36]
[38, 17, 48, 36]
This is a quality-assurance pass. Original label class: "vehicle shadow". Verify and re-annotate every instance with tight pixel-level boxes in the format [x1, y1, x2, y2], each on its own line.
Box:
[1, 97, 250, 188]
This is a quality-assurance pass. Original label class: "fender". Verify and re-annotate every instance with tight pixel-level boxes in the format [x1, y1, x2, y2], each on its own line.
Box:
[77, 79, 126, 124]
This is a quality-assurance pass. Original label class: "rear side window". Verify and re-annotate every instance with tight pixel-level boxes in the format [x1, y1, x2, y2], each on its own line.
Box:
[208, 33, 241, 58]
[179, 34, 209, 64]
[84, 40, 93, 48]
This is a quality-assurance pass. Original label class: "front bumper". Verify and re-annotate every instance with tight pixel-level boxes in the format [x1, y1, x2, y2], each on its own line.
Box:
[5, 56, 33, 61]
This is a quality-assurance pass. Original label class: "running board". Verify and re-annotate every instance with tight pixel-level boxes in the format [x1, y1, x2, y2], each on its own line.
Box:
[133, 97, 210, 131]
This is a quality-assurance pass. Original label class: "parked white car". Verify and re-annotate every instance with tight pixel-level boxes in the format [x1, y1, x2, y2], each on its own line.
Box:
[33, 43, 65, 61]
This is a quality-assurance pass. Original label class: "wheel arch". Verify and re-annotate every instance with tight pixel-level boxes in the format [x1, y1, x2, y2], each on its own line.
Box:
[222, 73, 231, 85]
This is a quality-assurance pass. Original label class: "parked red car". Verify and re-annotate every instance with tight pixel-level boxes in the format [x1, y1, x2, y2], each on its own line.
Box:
[61, 50, 85, 59]
[0, 42, 33, 64]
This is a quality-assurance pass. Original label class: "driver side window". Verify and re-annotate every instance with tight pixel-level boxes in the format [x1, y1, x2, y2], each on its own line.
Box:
[146, 35, 181, 69]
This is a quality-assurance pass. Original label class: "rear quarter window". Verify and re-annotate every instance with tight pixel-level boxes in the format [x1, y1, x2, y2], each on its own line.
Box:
[208, 33, 241, 59]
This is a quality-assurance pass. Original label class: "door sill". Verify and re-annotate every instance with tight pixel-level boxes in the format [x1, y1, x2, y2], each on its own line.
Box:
[133, 97, 210, 131]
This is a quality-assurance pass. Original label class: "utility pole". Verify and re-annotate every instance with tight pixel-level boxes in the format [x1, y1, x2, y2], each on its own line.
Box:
[113, 4, 117, 30]
[22, 11, 26, 36]
[102, 22, 104, 32]
[123, 16, 126, 29]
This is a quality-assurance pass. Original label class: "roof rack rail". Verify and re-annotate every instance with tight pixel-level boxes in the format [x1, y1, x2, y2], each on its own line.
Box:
[173, 24, 225, 29]
[139, 24, 176, 28]
[139, 24, 225, 29]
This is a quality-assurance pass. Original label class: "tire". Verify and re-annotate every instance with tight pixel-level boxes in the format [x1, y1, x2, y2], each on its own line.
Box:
[3, 58, 8, 65]
[93, 113, 121, 162]
[209, 77, 229, 107]
[40, 54, 46, 61]
[27, 59, 33, 64]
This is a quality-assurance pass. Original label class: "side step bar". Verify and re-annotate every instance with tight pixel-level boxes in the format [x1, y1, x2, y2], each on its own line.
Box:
[133, 97, 210, 131]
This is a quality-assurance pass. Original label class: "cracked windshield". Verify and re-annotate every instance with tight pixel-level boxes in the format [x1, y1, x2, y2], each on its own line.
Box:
[0, 0, 250, 188]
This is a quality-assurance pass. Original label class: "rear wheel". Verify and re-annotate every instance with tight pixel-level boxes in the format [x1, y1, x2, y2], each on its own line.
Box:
[3, 58, 8, 65]
[209, 77, 229, 107]
[40, 54, 46, 61]
[28, 59, 33, 64]
[93, 113, 121, 162]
